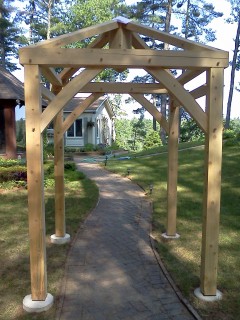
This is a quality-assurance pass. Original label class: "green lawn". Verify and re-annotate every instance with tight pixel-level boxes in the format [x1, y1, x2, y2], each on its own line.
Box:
[106, 143, 240, 320]
[0, 164, 98, 320]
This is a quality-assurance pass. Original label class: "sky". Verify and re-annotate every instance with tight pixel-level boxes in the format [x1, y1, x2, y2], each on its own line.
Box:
[14, 0, 240, 120]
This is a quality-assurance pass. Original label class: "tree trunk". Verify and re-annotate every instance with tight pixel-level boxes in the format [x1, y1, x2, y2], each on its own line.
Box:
[225, 14, 240, 129]
[160, 0, 172, 144]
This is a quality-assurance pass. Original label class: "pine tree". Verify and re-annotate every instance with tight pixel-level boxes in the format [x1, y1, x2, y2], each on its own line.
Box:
[0, 0, 27, 71]
[225, 0, 240, 129]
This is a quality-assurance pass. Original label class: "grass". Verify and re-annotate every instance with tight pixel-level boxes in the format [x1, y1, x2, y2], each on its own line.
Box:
[105, 143, 240, 320]
[0, 163, 99, 320]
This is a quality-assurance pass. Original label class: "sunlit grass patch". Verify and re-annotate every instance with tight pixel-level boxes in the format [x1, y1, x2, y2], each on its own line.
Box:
[106, 143, 240, 319]
[0, 162, 98, 320]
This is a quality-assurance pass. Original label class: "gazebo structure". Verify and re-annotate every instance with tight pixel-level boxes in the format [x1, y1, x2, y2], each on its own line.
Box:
[0, 66, 25, 159]
[19, 17, 229, 312]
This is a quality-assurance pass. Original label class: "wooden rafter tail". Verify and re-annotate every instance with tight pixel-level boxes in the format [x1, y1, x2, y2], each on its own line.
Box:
[61, 93, 103, 134]
[40, 67, 63, 87]
[147, 68, 208, 134]
[40, 68, 102, 133]
[131, 93, 169, 134]
[124, 21, 227, 53]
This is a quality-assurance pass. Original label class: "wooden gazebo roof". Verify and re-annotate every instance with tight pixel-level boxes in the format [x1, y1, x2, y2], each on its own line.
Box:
[19, 17, 229, 310]
[0, 66, 24, 102]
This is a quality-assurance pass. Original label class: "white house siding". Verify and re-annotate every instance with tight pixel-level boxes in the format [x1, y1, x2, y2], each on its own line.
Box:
[65, 137, 84, 147]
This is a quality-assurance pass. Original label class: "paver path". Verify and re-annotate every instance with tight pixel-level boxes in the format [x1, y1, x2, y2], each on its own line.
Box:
[56, 160, 197, 320]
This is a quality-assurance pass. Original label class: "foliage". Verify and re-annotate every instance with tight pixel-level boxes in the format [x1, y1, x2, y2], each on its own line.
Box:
[0, 0, 28, 71]
[175, 0, 223, 42]
[179, 117, 204, 142]
[84, 143, 95, 152]
[143, 130, 162, 149]
[224, 1, 240, 128]
[16, 118, 25, 144]
[0, 157, 25, 167]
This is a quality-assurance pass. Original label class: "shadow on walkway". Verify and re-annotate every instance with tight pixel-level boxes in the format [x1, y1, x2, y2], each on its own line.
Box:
[56, 160, 199, 320]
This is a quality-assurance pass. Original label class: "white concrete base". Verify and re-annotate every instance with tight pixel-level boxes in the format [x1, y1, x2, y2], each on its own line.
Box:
[50, 233, 70, 244]
[23, 293, 54, 313]
[194, 287, 223, 302]
[162, 232, 180, 239]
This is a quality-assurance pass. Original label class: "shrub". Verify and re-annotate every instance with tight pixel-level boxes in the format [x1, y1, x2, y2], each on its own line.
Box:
[84, 143, 95, 152]
[0, 166, 27, 182]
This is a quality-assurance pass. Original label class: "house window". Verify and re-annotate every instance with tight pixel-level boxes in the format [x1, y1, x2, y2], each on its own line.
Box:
[75, 119, 82, 137]
[67, 119, 82, 137]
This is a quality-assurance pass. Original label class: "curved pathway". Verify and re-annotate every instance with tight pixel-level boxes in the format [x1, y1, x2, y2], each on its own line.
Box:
[56, 160, 198, 320]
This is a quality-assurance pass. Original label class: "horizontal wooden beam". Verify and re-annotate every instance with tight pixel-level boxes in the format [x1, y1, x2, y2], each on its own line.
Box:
[19, 48, 229, 69]
[80, 82, 168, 94]
[40, 68, 102, 132]
[131, 93, 169, 134]
[61, 93, 103, 134]
[147, 68, 208, 133]
[190, 84, 207, 99]
[41, 85, 55, 101]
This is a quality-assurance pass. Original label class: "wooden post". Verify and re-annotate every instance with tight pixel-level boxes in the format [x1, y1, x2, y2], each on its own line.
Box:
[4, 103, 17, 159]
[54, 109, 65, 237]
[166, 100, 179, 237]
[200, 68, 224, 296]
[24, 65, 47, 300]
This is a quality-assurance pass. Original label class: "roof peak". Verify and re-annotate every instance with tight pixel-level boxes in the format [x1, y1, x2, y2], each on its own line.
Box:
[113, 16, 131, 24]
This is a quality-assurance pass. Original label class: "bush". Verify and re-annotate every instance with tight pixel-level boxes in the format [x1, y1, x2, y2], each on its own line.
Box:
[223, 129, 235, 140]
[64, 162, 76, 171]
[0, 166, 27, 182]
[0, 157, 25, 168]
[84, 143, 95, 152]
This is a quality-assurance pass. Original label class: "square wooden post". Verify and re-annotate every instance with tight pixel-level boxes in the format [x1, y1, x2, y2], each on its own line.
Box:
[50, 109, 70, 244]
[164, 100, 180, 238]
[200, 68, 224, 296]
[54, 110, 65, 237]
[24, 65, 47, 300]
[4, 104, 17, 159]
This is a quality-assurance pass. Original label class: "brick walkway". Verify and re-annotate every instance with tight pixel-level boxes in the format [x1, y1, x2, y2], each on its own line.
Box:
[56, 160, 198, 320]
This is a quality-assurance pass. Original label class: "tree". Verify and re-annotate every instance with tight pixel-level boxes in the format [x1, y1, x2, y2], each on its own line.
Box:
[143, 130, 162, 149]
[19, 0, 71, 43]
[0, 0, 27, 71]
[175, 0, 223, 42]
[225, 0, 240, 129]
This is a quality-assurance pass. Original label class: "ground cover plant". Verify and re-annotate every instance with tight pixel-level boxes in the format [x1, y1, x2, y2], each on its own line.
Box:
[106, 143, 240, 320]
[0, 160, 98, 320]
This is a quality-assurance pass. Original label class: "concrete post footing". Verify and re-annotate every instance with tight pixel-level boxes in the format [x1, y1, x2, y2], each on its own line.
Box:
[161, 232, 180, 239]
[194, 287, 223, 302]
[23, 293, 54, 313]
[50, 233, 71, 244]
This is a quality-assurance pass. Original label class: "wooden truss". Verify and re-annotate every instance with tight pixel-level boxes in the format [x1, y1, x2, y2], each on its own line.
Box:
[19, 17, 228, 303]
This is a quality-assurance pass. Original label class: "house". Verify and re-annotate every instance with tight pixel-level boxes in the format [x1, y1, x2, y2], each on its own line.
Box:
[0, 66, 25, 159]
[47, 96, 115, 148]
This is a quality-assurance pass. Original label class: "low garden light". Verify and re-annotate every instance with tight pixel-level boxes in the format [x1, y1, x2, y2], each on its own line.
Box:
[127, 168, 131, 175]
[149, 184, 153, 194]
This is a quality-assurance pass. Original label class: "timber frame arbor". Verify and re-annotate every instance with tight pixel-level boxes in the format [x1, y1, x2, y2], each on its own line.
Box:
[19, 17, 228, 308]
